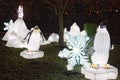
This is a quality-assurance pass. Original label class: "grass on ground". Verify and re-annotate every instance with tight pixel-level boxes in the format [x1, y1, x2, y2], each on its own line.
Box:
[0, 42, 119, 80]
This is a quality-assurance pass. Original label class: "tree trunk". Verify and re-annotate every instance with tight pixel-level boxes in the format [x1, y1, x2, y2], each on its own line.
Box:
[58, 11, 64, 48]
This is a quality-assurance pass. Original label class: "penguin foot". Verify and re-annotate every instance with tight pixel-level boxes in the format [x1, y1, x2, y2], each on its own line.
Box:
[91, 64, 96, 69]
[27, 50, 30, 52]
[104, 64, 109, 69]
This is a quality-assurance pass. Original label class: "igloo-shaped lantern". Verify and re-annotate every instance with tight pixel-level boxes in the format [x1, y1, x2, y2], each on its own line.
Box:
[47, 33, 59, 43]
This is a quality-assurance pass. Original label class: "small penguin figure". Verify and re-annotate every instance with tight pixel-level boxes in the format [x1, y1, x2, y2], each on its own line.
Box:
[91, 24, 110, 69]
[23, 26, 44, 51]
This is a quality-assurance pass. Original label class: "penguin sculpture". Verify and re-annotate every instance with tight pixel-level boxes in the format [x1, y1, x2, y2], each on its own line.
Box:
[91, 24, 110, 69]
[24, 26, 44, 51]
[20, 26, 44, 59]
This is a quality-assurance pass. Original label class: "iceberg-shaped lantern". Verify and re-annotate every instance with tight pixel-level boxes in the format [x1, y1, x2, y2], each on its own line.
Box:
[2, 5, 29, 48]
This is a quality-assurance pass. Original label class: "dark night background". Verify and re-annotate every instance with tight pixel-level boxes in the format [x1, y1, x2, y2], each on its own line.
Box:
[0, 0, 120, 44]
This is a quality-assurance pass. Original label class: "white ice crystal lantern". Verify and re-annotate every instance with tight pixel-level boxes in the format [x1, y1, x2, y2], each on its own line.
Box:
[64, 28, 69, 42]
[2, 5, 29, 43]
[47, 33, 59, 43]
[58, 22, 91, 71]
[69, 22, 80, 36]
[18, 5, 23, 18]
[3, 19, 13, 30]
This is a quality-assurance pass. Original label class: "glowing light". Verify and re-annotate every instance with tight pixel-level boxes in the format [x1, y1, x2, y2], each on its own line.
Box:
[2, 5, 29, 48]
[92, 25, 110, 65]
[3, 19, 13, 30]
[81, 24, 118, 80]
[58, 22, 91, 71]
[47, 33, 59, 43]
[115, 9, 118, 12]
[20, 26, 44, 59]
[18, 5, 23, 18]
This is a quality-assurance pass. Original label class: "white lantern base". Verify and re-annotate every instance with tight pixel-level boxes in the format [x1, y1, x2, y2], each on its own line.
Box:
[81, 64, 118, 80]
[20, 50, 44, 59]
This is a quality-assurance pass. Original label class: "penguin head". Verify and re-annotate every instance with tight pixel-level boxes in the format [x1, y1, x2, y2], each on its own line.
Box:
[99, 23, 106, 29]
[34, 25, 39, 29]
[97, 24, 107, 32]
[33, 25, 41, 32]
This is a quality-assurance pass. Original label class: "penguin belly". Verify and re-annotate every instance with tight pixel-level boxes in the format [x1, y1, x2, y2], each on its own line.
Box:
[27, 31, 42, 51]
[92, 29, 110, 65]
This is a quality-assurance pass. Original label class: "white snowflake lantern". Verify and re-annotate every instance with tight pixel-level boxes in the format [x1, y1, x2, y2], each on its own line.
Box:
[58, 22, 91, 71]
[3, 19, 13, 31]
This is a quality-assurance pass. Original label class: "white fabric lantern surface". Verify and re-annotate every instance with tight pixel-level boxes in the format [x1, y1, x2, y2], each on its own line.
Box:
[20, 26, 44, 59]
[2, 5, 29, 48]
[92, 25, 110, 65]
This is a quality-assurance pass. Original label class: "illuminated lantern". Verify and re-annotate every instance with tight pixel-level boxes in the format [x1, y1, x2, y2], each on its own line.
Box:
[91, 24, 110, 68]
[58, 22, 90, 71]
[81, 24, 118, 80]
[20, 26, 44, 59]
[63, 28, 69, 42]
[3, 19, 13, 31]
[47, 33, 59, 43]
[2, 5, 29, 47]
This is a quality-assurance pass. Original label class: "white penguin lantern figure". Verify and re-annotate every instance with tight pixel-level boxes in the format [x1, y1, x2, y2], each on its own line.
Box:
[91, 24, 110, 68]
[24, 26, 43, 51]
[20, 26, 44, 59]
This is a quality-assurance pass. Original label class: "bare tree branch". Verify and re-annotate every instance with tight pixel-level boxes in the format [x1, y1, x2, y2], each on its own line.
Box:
[63, 0, 69, 12]
[44, 0, 56, 8]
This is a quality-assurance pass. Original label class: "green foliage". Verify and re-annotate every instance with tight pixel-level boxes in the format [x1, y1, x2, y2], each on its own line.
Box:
[84, 23, 97, 38]
[84, 23, 97, 47]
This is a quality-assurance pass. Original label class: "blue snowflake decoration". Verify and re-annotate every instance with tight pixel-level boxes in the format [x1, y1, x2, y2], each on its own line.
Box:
[59, 24, 91, 71]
